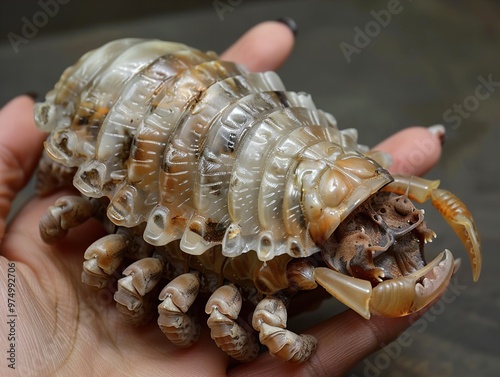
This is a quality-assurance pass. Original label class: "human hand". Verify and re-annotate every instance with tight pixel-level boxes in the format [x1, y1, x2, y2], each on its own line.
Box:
[0, 21, 443, 377]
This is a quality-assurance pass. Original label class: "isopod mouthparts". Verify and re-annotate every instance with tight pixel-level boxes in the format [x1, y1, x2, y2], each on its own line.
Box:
[35, 38, 482, 363]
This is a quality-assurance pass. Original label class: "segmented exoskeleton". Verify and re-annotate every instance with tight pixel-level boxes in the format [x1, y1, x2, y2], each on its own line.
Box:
[35, 39, 482, 362]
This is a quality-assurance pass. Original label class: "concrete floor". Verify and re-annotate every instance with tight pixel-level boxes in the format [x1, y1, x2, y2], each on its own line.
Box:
[1, 0, 499, 375]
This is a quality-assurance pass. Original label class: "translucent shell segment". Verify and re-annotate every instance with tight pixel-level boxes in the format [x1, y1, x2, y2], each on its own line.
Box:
[107, 60, 246, 226]
[36, 39, 144, 133]
[36, 38, 389, 261]
[144, 71, 286, 248]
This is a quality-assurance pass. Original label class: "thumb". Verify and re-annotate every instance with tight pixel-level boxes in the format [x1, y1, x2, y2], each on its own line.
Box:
[0, 96, 46, 237]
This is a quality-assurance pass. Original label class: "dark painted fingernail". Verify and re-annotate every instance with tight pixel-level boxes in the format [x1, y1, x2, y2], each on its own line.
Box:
[427, 124, 446, 145]
[23, 91, 39, 101]
[275, 17, 298, 38]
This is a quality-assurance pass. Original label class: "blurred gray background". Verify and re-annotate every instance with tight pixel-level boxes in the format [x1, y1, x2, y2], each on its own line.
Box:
[1, 0, 498, 376]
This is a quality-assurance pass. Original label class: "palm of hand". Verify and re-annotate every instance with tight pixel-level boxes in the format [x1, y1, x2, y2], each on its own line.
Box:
[3, 190, 232, 376]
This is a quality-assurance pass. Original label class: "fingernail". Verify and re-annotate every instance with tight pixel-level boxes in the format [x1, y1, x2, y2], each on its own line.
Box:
[275, 17, 298, 38]
[427, 124, 446, 145]
[23, 91, 39, 101]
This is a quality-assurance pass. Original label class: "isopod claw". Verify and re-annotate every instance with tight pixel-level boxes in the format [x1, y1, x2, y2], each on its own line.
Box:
[370, 250, 454, 317]
[314, 250, 454, 319]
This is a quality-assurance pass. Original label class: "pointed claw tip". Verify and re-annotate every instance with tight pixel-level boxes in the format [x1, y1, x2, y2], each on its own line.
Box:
[473, 269, 481, 283]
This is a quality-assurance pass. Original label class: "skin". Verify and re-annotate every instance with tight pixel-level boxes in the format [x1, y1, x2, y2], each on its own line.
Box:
[0, 21, 443, 377]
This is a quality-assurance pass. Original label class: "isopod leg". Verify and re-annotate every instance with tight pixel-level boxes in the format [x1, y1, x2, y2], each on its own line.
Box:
[82, 233, 128, 288]
[157, 273, 201, 347]
[39, 195, 98, 243]
[431, 189, 481, 282]
[36, 150, 76, 196]
[252, 296, 317, 362]
[205, 284, 259, 362]
[114, 257, 164, 325]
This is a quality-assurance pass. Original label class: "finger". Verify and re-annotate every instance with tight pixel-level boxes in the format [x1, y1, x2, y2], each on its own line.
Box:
[0, 96, 46, 230]
[306, 310, 423, 377]
[228, 309, 426, 377]
[372, 126, 444, 176]
[221, 20, 296, 72]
